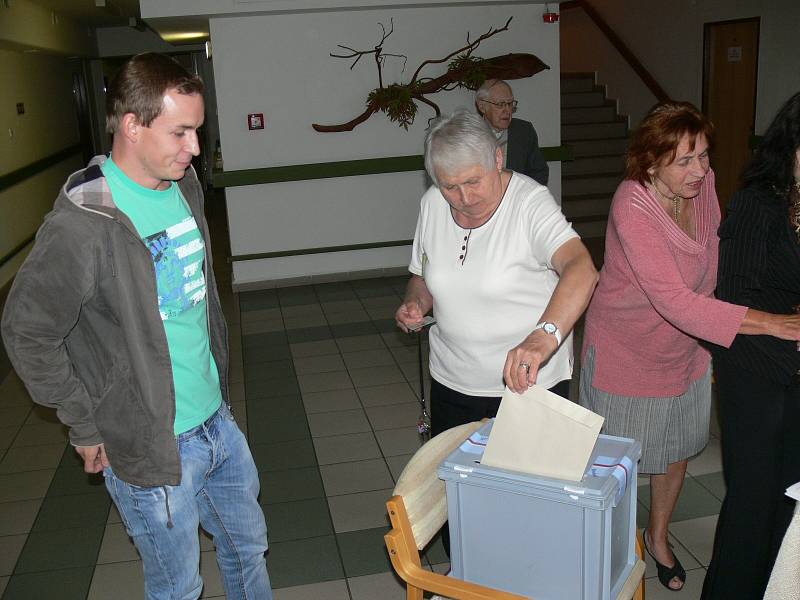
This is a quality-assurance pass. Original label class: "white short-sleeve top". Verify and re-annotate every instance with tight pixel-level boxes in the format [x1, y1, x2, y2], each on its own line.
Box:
[409, 172, 579, 396]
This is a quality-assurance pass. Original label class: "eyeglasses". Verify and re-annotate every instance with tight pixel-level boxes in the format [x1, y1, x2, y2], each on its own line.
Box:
[482, 99, 518, 111]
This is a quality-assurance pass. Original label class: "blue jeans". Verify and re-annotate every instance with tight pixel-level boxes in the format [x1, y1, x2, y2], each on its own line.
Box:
[104, 404, 272, 600]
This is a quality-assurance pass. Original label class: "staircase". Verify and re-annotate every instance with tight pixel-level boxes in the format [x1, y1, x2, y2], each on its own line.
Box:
[560, 73, 628, 256]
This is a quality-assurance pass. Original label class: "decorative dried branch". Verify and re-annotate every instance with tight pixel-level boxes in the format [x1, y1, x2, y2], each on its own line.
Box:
[408, 16, 512, 84]
[329, 19, 407, 89]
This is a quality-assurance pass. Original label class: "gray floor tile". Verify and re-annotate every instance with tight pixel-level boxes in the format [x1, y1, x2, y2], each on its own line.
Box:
[247, 409, 310, 443]
[243, 331, 289, 350]
[24, 405, 60, 425]
[97, 522, 140, 564]
[246, 376, 301, 399]
[307, 409, 371, 438]
[302, 389, 362, 414]
[328, 488, 393, 533]
[281, 304, 324, 319]
[0, 534, 26, 576]
[297, 371, 353, 394]
[693, 471, 726, 502]
[87, 560, 144, 600]
[259, 467, 325, 505]
[348, 365, 406, 388]
[320, 459, 394, 496]
[251, 438, 317, 472]
[364, 305, 396, 320]
[272, 579, 350, 600]
[287, 326, 334, 344]
[638, 477, 722, 523]
[687, 436, 722, 476]
[0, 576, 7, 596]
[313, 432, 381, 465]
[285, 314, 328, 330]
[46, 466, 108, 497]
[0, 427, 18, 450]
[357, 382, 417, 407]
[336, 526, 393, 577]
[293, 354, 346, 375]
[380, 331, 417, 348]
[267, 535, 344, 589]
[14, 525, 105, 572]
[669, 515, 718, 567]
[4, 566, 94, 600]
[341, 348, 395, 370]
[348, 570, 407, 600]
[33, 492, 110, 532]
[0, 407, 32, 430]
[247, 394, 305, 421]
[240, 306, 283, 323]
[325, 310, 371, 325]
[0, 470, 55, 503]
[359, 295, 400, 309]
[385, 453, 413, 482]
[388, 344, 429, 364]
[244, 344, 293, 365]
[374, 427, 424, 457]
[263, 497, 333, 542]
[321, 299, 363, 314]
[364, 402, 421, 431]
[241, 318, 286, 335]
[334, 334, 386, 353]
[244, 360, 296, 382]
[290, 339, 340, 358]
[330, 321, 378, 338]
[0, 498, 42, 536]
[0, 374, 31, 407]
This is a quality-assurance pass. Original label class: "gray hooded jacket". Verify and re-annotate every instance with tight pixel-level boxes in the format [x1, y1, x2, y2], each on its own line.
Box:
[1, 155, 229, 487]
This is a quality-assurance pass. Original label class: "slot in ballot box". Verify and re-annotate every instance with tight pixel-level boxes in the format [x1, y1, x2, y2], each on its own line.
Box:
[438, 420, 640, 600]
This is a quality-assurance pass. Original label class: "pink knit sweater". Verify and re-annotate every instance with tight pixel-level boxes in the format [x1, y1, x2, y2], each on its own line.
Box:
[582, 171, 747, 397]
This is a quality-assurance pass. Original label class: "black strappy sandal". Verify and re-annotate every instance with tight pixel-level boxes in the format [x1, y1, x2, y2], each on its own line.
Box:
[643, 528, 686, 591]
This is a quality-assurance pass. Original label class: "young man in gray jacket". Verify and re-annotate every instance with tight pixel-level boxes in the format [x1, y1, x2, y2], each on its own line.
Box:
[1, 53, 272, 600]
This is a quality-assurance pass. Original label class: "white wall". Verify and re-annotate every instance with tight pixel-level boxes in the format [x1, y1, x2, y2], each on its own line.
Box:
[210, 5, 561, 287]
[560, 0, 800, 130]
[0, 49, 84, 289]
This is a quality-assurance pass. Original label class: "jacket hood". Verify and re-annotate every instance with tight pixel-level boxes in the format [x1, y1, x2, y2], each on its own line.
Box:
[57, 155, 119, 218]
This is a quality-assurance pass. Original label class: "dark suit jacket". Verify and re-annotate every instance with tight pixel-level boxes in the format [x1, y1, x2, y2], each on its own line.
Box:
[506, 118, 549, 186]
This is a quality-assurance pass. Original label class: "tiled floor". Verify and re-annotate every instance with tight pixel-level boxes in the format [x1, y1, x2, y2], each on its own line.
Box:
[0, 198, 727, 599]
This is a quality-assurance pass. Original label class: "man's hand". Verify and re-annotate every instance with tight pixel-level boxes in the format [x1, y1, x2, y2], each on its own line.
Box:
[75, 444, 110, 473]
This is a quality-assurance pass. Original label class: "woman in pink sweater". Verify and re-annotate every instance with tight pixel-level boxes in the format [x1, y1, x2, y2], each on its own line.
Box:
[580, 101, 800, 591]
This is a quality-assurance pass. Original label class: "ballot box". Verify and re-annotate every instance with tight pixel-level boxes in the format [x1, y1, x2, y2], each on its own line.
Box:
[438, 420, 640, 600]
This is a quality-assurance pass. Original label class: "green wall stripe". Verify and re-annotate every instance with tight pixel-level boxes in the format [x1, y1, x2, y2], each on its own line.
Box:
[230, 239, 413, 263]
[0, 144, 82, 194]
[215, 145, 573, 188]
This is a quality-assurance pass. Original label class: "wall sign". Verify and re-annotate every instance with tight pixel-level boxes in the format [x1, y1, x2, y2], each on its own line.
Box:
[727, 46, 742, 62]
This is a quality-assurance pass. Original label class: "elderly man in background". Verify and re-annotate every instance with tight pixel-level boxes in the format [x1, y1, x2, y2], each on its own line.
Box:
[475, 78, 549, 186]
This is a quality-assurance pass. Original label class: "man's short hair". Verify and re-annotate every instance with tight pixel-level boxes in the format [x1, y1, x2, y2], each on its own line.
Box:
[475, 79, 511, 103]
[105, 53, 204, 134]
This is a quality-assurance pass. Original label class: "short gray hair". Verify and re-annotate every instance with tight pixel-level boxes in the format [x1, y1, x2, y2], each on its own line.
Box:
[475, 78, 510, 103]
[424, 109, 498, 186]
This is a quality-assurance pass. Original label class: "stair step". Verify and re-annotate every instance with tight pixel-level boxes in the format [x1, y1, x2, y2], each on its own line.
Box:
[561, 76, 595, 93]
[567, 137, 629, 158]
[562, 194, 613, 218]
[562, 172, 622, 196]
[562, 104, 618, 125]
[562, 121, 628, 140]
[562, 155, 625, 177]
[561, 91, 606, 108]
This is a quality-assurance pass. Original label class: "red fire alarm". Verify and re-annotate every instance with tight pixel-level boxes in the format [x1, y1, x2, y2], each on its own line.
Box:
[543, 3, 559, 23]
[247, 113, 264, 130]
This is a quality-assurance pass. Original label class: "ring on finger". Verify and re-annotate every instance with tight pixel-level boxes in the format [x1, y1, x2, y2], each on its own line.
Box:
[519, 362, 530, 373]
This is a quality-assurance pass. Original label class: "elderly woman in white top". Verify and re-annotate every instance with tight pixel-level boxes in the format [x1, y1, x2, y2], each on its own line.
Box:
[395, 109, 598, 440]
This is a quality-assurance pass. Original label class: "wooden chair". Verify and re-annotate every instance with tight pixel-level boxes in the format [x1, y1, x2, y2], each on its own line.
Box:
[384, 420, 647, 600]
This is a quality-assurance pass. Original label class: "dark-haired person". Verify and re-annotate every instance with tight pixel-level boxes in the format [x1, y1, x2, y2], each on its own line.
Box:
[1, 53, 272, 599]
[701, 92, 800, 600]
[579, 100, 800, 592]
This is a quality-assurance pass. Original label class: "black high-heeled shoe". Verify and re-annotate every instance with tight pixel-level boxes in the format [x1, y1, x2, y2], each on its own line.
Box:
[643, 528, 686, 591]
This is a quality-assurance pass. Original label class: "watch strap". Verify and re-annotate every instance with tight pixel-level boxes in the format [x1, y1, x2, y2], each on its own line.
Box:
[534, 321, 562, 347]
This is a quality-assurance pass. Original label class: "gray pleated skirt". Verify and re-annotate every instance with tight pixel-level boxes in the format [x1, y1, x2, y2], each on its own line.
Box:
[579, 346, 711, 474]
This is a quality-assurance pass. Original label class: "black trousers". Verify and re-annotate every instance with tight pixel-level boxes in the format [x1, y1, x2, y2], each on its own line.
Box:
[701, 356, 800, 600]
[430, 377, 571, 555]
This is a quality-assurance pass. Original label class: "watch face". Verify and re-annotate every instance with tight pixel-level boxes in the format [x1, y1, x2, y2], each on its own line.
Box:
[543, 322, 557, 334]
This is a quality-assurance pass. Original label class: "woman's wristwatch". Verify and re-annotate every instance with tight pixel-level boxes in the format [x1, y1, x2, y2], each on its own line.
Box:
[534, 321, 562, 346]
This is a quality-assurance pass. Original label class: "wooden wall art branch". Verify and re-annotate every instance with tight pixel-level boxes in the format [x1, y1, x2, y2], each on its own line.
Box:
[312, 16, 550, 133]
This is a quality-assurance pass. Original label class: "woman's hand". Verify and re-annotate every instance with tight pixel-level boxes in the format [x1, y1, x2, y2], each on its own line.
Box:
[395, 299, 425, 333]
[503, 328, 559, 394]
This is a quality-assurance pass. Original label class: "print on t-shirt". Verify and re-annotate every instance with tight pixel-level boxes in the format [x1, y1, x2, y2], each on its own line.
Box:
[143, 216, 206, 321]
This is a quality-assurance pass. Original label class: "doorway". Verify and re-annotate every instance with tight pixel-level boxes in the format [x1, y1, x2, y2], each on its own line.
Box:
[702, 18, 759, 214]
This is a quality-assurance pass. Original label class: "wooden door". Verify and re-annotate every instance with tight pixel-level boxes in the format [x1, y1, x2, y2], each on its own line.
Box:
[703, 18, 759, 214]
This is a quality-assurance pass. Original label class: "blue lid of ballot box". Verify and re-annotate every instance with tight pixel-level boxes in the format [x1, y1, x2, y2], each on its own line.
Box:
[438, 419, 641, 509]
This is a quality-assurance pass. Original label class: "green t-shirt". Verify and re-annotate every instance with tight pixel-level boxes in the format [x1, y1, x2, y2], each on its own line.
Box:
[102, 157, 222, 434]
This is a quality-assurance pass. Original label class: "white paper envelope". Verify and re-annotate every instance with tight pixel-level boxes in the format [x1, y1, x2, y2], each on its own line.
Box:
[480, 384, 604, 482]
